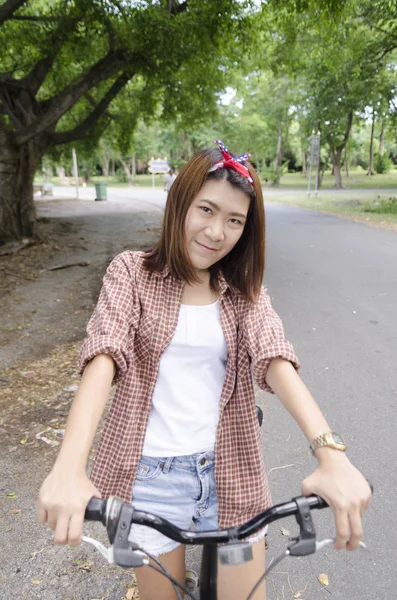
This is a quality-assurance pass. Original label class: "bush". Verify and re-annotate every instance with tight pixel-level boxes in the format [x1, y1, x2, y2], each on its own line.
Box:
[260, 160, 289, 185]
[364, 197, 397, 214]
[114, 169, 129, 183]
[374, 153, 392, 174]
[354, 157, 369, 170]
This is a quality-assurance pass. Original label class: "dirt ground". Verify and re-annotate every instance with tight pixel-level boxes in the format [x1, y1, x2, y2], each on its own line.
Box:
[0, 196, 164, 600]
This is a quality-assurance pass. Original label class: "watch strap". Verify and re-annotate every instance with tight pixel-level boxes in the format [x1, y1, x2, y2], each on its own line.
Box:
[310, 431, 347, 455]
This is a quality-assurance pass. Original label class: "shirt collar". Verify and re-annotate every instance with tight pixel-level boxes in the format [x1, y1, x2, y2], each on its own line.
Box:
[155, 263, 231, 296]
[217, 270, 230, 296]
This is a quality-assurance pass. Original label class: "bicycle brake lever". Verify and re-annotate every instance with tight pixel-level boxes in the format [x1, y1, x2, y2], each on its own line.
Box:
[288, 496, 317, 556]
[82, 535, 115, 563]
[82, 535, 150, 568]
[316, 538, 367, 552]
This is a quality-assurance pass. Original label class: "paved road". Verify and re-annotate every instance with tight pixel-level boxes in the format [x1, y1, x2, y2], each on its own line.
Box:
[51, 185, 168, 212]
[36, 188, 397, 598]
[261, 204, 396, 600]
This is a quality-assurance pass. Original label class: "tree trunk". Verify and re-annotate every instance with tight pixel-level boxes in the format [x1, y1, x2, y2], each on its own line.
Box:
[379, 122, 385, 156]
[272, 119, 283, 186]
[119, 156, 134, 185]
[329, 146, 344, 188]
[367, 107, 375, 176]
[302, 151, 307, 176]
[344, 146, 349, 177]
[318, 162, 326, 188]
[0, 124, 42, 244]
[131, 152, 136, 178]
[328, 112, 353, 188]
[102, 157, 110, 177]
[273, 120, 282, 172]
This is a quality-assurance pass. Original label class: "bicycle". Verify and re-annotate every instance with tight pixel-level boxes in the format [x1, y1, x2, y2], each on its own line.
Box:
[82, 490, 368, 600]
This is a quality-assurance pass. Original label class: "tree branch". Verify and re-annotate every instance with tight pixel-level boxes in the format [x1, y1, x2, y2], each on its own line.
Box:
[333, 111, 353, 152]
[8, 15, 60, 21]
[0, 0, 26, 26]
[50, 72, 131, 146]
[85, 92, 118, 120]
[14, 50, 126, 145]
[19, 55, 55, 96]
[0, 80, 24, 127]
[168, 1, 188, 15]
[342, 111, 353, 148]
[20, 14, 88, 95]
[370, 43, 397, 64]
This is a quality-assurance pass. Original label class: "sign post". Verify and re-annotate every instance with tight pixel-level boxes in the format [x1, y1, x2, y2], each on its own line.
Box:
[148, 157, 170, 188]
[307, 133, 321, 198]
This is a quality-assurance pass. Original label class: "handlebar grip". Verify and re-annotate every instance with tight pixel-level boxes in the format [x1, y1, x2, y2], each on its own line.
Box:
[308, 495, 328, 509]
[85, 497, 107, 524]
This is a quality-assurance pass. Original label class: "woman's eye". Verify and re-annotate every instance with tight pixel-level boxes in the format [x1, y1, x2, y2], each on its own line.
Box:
[230, 219, 243, 225]
[200, 206, 212, 214]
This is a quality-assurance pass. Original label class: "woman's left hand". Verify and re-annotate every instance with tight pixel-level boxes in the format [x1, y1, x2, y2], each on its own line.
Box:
[301, 449, 372, 551]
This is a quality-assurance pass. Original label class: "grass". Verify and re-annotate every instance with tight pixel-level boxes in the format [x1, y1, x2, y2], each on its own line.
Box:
[266, 190, 397, 229]
[363, 196, 397, 214]
[262, 167, 397, 190]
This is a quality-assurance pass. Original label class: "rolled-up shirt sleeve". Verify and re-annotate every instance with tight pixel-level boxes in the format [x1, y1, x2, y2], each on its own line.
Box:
[243, 287, 300, 394]
[79, 252, 140, 383]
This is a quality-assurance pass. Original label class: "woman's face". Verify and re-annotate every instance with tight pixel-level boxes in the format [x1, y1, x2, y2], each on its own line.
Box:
[184, 178, 250, 273]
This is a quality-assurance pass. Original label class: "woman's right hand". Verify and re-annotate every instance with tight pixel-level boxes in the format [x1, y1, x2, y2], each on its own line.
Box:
[37, 467, 101, 546]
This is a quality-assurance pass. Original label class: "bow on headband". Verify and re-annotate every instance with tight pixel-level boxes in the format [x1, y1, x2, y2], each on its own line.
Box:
[208, 140, 254, 186]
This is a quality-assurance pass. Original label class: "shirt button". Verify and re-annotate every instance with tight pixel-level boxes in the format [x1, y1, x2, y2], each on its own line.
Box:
[200, 457, 206, 466]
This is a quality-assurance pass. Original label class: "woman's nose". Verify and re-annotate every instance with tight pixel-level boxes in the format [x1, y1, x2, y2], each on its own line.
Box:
[205, 220, 224, 241]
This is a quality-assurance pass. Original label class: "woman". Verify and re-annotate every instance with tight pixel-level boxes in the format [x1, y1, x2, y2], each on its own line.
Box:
[37, 141, 371, 600]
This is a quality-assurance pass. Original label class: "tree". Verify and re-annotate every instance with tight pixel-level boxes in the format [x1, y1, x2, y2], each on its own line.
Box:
[0, 0, 257, 243]
[260, 2, 391, 188]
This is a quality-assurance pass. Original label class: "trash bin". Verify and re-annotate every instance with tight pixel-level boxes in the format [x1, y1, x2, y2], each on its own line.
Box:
[95, 182, 107, 201]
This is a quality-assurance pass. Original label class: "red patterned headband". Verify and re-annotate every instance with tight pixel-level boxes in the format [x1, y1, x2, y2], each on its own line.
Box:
[208, 140, 254, 186]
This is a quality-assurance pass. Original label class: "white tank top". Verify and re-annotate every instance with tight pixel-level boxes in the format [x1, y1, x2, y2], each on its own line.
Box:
[142, 299, 228, 456]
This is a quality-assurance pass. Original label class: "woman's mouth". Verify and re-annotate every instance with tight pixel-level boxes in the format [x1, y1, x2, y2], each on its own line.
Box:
[196, 241, 218, 252]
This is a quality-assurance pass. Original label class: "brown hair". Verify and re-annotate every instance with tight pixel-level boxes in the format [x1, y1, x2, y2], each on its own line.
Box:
[144, 148, 265, 302]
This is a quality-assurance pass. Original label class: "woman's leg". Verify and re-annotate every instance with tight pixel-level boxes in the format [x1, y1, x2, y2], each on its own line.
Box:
[135, 544, 186, 600]
[217, 539, 266, 600]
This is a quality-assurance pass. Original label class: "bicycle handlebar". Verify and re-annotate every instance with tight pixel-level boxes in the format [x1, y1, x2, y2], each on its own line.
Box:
[85, 494, 328, 546]
[82, 487, 371, 597]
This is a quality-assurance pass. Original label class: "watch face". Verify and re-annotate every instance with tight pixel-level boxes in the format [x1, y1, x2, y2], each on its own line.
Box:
[332, 433, 344, 445]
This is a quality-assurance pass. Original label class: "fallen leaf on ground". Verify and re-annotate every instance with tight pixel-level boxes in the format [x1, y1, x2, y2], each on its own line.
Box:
[281, 527, 290, 537]
[7, 492, 16, 498]
[72, 559, 94, 572]
[293, 593, 301, 599]
[12, 509, 21, 514]
[31, 580, 41, 585]
[22, 371, 35, 377]
[35, 427, 65, 447]
[319, 573, 329, 586]
[125, 588, 139, 599]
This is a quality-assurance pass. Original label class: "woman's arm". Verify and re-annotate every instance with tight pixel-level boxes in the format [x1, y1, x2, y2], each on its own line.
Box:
[37, 354, 115, 545]
[266, 358, 372, 551]
[55, 353, 115, 472]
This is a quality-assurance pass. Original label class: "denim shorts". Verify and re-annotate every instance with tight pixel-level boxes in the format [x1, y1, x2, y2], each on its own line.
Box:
[128, 450, 267, 556]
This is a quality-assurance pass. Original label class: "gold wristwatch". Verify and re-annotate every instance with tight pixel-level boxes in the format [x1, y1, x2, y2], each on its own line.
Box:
[310, 432, 347, 455]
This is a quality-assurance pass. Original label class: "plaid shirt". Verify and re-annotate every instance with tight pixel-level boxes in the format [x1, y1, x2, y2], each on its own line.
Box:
[79, 251, 299, 528]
